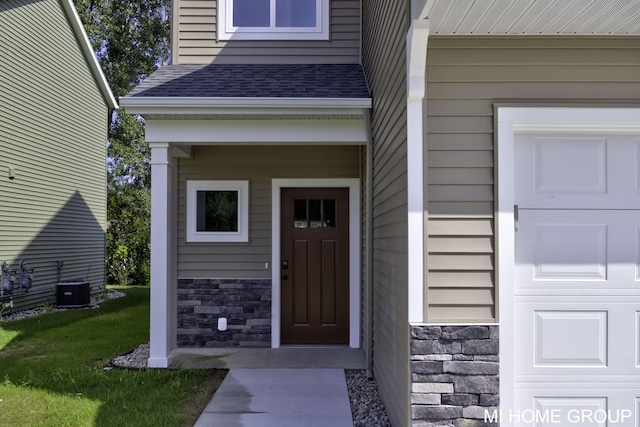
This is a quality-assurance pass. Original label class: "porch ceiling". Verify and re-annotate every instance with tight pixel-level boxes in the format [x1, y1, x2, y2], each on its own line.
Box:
[422, 0, 640, 35]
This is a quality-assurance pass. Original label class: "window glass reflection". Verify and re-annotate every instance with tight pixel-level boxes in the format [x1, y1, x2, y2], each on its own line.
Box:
[309, 199, 321, 228]
[292, 198, 336, 228]
[323, 199, 335, 228]
[294, 199, 307, 228]
[276, 0, 316, 27]
[234, 0, 270, 27]
[196, 190, 239, 232]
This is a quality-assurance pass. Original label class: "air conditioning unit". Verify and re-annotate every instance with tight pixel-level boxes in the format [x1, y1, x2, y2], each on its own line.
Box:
[56, 280, 90, 308]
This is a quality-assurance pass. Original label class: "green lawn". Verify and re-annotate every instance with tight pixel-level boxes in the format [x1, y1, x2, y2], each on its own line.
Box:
[0, 287, 224, 427]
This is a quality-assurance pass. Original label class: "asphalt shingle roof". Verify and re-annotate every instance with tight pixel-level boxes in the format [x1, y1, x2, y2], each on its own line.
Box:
[127, 64, 370, 98]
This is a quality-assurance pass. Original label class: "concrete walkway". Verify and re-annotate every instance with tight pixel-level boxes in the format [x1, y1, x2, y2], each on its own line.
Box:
[193, 368, 353, 427]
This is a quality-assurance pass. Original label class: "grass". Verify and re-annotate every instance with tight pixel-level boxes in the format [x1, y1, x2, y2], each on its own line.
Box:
[0, 286, 226, 427]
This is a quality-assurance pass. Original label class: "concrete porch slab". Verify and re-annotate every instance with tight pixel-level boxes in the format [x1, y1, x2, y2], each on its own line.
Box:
[193, 368, 353, 427]
[169, 346, 366, 369]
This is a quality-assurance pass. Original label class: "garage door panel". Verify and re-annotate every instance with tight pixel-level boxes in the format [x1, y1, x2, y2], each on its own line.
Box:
[637, 311, 640, 368]
[533, 137, 607, 195]
[514, 390, 638, 427]
[636, 138, 640, 196]
[534, 311, 607, 367]
[515, 299, 640, 378]
[515, 134, 640, 209]
[532, 223, 607, 281]
[636, 225, 640, 282]
[516, 210, 639, 290]
[534, 396, 607, 427]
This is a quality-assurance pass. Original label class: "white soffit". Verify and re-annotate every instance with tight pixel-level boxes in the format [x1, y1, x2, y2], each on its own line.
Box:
[423, 0, 640, 35]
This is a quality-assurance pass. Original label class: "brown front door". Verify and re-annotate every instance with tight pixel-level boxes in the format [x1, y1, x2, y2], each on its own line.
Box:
[280, 188, 349, 344]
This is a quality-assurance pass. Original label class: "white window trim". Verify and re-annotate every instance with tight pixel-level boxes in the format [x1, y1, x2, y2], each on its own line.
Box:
[186, 180, 249, 242]
[218, 0, 330, 41]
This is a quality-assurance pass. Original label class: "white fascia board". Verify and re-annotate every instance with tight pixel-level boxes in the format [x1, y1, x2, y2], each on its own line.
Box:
[145, 119, 368, 144]
[119, 96, 372, 116]
[60, 0, 118, 109]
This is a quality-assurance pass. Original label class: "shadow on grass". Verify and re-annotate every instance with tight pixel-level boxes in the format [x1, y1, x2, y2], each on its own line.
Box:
[0, 287, 220, 427]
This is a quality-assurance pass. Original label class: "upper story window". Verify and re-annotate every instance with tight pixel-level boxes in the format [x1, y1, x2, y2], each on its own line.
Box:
[218, 0, 330, 40]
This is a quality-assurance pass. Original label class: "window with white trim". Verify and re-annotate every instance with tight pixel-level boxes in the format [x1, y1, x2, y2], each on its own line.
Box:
[218, 0, 329, 40]
[186, 180, 249, 242]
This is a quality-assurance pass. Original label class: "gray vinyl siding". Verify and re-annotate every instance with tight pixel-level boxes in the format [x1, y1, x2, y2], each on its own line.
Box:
[173, 0, 360, 64]
[362, 2, 410, 427]
[0, 0, 108, 302]
[426, 36, 640, 323]
[177, 145, 360, 279]
[360, 146, 370, 361]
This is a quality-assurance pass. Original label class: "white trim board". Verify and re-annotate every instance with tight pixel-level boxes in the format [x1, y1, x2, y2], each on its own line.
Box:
[271, 178, 361, 349]
[406, 18, 430, 323]
[496, 106, 640, 415]
[120, 96, 371, 109]
[60, 0, 117, 109]
[145, 119, 368, 145]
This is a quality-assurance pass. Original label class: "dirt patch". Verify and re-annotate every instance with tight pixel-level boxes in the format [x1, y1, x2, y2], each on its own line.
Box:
[179, 369, 228, 427]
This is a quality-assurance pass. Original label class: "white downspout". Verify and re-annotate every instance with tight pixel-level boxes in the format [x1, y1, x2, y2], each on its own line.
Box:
[406, 19, 429, 323]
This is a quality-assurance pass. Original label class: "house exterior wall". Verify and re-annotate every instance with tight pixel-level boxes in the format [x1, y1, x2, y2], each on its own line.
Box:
[173, 0, 361, 65]
[425, 36, 640, 323]
[0, 0, 108, 310]
[362, 2, 411, 427]
[175, 145, 360, 347]
[176, 145, 360, 279]
[410, 36, 640, 426]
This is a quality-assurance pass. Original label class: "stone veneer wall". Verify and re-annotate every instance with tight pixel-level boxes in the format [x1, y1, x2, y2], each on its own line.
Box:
[410, 325, 499, 427]
[177, 279, 271, 347]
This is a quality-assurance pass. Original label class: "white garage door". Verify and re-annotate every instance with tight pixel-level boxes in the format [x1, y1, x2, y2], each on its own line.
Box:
[512, 132, 640, 426]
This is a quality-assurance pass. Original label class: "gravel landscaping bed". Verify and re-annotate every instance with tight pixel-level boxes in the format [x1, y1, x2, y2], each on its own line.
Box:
[346, 369, 391, 427]
[1, 289, 126, 321]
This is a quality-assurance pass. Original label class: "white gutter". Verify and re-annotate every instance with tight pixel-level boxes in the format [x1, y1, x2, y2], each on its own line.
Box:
[60, 0, 118, 110]
[120, 96, 372, 109]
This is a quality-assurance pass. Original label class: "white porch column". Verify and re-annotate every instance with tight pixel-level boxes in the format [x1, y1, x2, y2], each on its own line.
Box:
[148, 142, 174, 368]
[406, 19, 429, 323]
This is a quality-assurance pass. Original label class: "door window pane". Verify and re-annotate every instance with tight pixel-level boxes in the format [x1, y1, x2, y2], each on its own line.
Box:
[293, 198, 336, 229]
[197, 191, 238, 232]
[233, 0, 270, 27]
[323, 199, 336, 228]
[276, 0, 316, 27]
[294, 199, 307, 228]
[309, 199, 322, 228]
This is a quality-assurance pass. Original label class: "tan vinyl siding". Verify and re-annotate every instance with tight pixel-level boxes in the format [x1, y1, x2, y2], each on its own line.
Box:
[0, 0, 108, 301]
[426, 36, 640, 323]
[362, 1, 409, 427]
[177, 145, 359, 278]
[174, 0, 360, 64]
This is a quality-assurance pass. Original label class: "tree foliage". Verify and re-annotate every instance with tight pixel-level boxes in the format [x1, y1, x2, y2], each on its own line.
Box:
[74, 0, 170, 285]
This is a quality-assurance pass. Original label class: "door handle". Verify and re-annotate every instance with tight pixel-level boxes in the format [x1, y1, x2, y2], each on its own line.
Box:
[282, 274, 288, 280]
